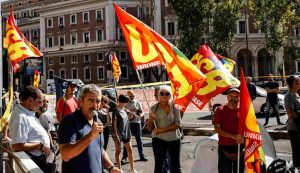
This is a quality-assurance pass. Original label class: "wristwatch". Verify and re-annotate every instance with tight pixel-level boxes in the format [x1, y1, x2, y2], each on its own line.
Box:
[107, 165, 115, 172]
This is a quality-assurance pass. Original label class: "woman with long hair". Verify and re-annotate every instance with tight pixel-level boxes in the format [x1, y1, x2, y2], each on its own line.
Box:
[147, 85, 182, 173]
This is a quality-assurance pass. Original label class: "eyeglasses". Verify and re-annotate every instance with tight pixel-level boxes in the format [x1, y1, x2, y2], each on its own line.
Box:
[160, 92, 170, 97]
[101, 100, 108, 104]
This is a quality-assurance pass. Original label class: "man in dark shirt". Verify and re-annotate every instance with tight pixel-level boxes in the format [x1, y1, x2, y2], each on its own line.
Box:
[58, 84, 122, 173]
[246, 77, 257, 101]
[264, 74, 284, 126]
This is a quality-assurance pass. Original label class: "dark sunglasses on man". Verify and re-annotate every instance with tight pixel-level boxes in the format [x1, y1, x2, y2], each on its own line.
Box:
[160, 92, 170, 97]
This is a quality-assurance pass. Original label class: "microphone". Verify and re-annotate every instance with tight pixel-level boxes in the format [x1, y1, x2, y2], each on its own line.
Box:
[91, 110, 98, 122]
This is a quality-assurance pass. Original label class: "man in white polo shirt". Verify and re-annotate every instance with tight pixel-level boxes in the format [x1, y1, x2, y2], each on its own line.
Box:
[9, 86, 54, 173]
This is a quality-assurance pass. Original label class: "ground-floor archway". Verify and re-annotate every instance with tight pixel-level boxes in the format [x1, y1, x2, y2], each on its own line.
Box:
[237, 49, 253, 77]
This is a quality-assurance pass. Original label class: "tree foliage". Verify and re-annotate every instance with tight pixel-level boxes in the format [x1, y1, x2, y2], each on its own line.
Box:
[168, 0, 214, 57]
[209, 0, 243, 53]
[249, 0, 299, 55]
[168, 0, 243, 57]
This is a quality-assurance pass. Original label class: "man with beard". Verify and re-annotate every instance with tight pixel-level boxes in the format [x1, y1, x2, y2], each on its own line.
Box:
[56, 81, 79, 123]
[213, 88, 245, 173]
[36, 94, 54, 147]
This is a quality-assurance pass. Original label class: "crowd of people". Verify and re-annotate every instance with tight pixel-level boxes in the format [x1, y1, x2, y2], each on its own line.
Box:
[2, 83, 183, 173]
[1, 74, 300, 173]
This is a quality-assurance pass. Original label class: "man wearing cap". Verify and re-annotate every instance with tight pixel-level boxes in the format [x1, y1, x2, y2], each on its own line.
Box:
[213, 88, 245, 173]
[56, 81, 79, 123]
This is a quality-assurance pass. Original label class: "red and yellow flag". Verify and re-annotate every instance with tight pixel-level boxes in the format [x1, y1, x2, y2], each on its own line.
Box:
[112, 52, 121, 82]
[215, 54, 236, 73]
[6, 9, 42, 66]
[239, 68, 266, 173]
[33, 69, 40, 87]
[114, 4, 206, 111]
[190, 45, 239, 109]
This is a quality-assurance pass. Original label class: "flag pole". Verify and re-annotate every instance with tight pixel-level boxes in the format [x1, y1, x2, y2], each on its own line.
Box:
[237, 143, 240, 173]
[135, 69, 157, 128]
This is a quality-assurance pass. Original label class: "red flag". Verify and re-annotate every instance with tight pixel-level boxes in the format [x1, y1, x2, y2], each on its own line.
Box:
[114, 4, 206, 111]
[111, 53, 121, 82]
[190, 45, 239, 109]
[33, 69, 40, 87]
[239, 68, 266, 173]
[6, 9, 42, 66]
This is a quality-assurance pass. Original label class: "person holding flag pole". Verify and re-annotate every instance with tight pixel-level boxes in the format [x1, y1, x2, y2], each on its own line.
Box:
[213, 87, 245, 173]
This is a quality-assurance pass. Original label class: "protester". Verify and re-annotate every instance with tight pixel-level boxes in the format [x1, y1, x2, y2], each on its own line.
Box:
[264, 74, 284, 126]
[246, 77, 257, 101]
[9, 86, 57, 173]
[97, 95, 111, 150]
[58, 84, 122, 173]
[122, 90, 147, 163]
[112, 94, 137, 172]
[56, 81, 79, 123]
[213, 88, 245, 173]
[147, 85, 182, 173]
[284, 75, 300, 168]
[36, 94, 54, 147]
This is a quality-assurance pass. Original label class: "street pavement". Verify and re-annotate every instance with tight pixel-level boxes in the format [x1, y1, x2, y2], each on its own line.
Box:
[101, 111, 292, 173]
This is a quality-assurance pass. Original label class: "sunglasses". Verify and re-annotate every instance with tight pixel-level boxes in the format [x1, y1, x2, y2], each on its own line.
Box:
[129, 96, 134, 98]
[101, 100, 108, 104]
[160, 92, 170, 97]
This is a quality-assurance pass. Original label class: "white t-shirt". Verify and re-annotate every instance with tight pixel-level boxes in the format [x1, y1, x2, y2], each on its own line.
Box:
[9, 104, 50, 156]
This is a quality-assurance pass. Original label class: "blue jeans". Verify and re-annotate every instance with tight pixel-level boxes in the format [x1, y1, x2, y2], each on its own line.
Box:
[264, 98, 281, 125]
[123, 123, 145, 159]
[152, 138, 182, 173]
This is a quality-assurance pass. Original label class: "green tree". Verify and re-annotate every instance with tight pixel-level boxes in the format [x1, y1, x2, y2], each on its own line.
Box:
[168, 0, 243, 56]
[209, 0, 243, 54]
[249, 0, 299, 55]
[168, 0, 213, 57]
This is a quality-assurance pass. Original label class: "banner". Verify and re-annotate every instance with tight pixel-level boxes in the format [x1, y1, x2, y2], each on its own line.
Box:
[239, 68, 266, 173]
[114, 4, 206, 111]
[111, 52, 121, 82]
[33, 69, 40, 87]
[190, 45, 239, 109]
[6, 9, 42, 66]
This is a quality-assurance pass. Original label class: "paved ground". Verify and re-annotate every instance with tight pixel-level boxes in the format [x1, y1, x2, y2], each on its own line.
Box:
[103, 135, 292, 173]
[55, 111, 292, 173]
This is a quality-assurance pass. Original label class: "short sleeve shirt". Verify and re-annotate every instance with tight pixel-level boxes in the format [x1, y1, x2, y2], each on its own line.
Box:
[9, 104, 50, 156]
[112, 108, 131, 140]
[58, 110, 103, 173]
[284, 92, 299, 131]
[265, 81, 279, 101]
[37, 113, 50, 131]
[56, 96, 79, 122]
[126, 100, 143, 123]
[150, 102, 182, 141]
[213, 105, 240, 146]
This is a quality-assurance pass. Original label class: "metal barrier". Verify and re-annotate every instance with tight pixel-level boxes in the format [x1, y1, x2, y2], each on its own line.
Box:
[2, 141, 43, 173]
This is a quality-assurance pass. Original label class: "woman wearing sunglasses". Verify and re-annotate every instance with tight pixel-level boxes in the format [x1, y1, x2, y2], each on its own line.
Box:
[147, 85, 182, 173]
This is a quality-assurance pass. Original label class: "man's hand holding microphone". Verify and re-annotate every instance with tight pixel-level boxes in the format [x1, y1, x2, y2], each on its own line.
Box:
[89, 110, 104, 139]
